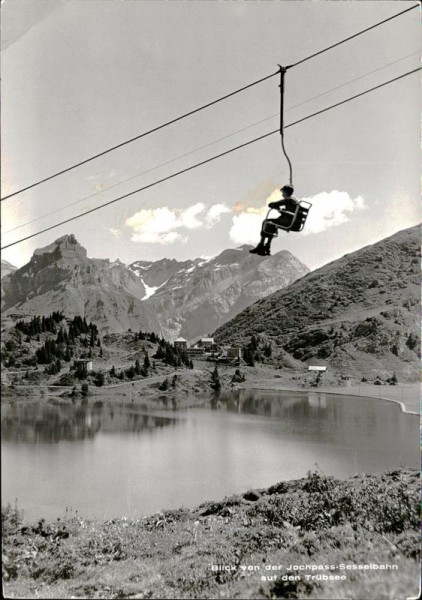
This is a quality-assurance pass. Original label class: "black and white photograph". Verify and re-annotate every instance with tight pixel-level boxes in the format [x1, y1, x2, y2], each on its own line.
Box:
[1, 1, 420, 598]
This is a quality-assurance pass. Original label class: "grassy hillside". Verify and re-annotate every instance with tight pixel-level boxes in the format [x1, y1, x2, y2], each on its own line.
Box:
[214, 226, 420, 381]
[2, 469, 419, 599]
[0, 316, 204, 400]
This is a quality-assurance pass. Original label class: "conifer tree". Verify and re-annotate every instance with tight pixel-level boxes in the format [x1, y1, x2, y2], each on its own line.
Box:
[135, 359, 141, 375]
[211, 366, 221, 392]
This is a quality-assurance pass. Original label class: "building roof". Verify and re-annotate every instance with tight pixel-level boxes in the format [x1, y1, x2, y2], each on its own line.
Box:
[174, 337, 187, 342]
[201, 337, 214, 342]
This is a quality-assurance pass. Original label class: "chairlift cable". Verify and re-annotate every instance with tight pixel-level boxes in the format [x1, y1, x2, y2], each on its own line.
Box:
[2, 66, 419, 252]
[4, 49, 418, 237]
[286, 4, 419, 70]
[1, 3, 418, 202]
[0, 71, 279, 202]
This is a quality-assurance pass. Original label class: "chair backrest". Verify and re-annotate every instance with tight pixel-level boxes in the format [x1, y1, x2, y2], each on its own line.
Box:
[289, 202, 311, 232]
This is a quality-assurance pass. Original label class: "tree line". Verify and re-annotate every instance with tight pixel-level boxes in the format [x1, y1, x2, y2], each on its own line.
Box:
[153, 340, 193, 369]
[37, 324, 100, 365]
[15, 312, 64, 336]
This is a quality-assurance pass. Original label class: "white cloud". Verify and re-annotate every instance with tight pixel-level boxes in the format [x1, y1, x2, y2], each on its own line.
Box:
[126, 203, 212, 244]
[301, 191, 366, 234]
[179, 203, 205, 229]
[126, 207, 178, 234]
[125, 191, 364, 246]
[205, 203, 231, 227]
[229, 207, 268, 245]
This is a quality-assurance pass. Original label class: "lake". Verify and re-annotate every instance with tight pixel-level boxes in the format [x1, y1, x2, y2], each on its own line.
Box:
[1, 390, 418, 522]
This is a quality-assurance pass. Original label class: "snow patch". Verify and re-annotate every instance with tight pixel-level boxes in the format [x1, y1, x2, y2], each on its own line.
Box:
[213, 263, 240, 269]
[141, 278, 168, 301]
[109, 261, 126, 268]
[132, 264, 152, 272]
[142, 283, 159, 300]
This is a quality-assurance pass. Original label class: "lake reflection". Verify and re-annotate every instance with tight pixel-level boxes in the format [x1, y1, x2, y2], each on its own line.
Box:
[1, 390, 418, 522]
[1, 401, 176, 444]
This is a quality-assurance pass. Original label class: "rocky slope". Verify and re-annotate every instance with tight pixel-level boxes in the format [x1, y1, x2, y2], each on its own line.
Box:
[1, 259, 17, 301]
[1, 260, 17, 279]
[1, 235, 154, 334]
[132, 245, 310, 340]
[214, 226, 420, 381]
[1, 236, 309, 340]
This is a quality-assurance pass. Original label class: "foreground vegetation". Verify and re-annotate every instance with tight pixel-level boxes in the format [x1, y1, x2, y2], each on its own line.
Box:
[2, 469, 419, 599]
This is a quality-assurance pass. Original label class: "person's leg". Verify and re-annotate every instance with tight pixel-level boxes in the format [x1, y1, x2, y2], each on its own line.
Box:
[250, 220, 275, 255]
[262, 235, 273, 254]
[262, 219, 277, 254]
[249, 222, 267, 253]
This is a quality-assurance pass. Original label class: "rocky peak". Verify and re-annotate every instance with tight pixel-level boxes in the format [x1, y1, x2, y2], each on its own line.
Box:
[33, 234, 87, 260]
[129, 257, 194, 287]
[213, 248, 245, 265]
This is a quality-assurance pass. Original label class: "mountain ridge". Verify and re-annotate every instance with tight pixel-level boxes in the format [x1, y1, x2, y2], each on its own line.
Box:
[2, 235, 310, 340]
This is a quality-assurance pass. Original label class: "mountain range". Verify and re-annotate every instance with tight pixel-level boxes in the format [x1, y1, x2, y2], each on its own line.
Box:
[214, 225, 420, 381]
[1, 235, 309, 341]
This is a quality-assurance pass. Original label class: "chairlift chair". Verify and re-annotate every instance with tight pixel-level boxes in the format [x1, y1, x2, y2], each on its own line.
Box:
[262, 200, 312, 237]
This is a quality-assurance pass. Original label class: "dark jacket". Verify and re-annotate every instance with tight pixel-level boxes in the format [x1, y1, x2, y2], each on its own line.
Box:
[269, 197, 298, 227]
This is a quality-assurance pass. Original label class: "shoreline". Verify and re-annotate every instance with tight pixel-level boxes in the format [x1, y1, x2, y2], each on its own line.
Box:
[3, 377, 419, 416]
[235, 381, 420, 416]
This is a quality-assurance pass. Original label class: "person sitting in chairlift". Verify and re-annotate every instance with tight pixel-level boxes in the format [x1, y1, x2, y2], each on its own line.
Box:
[249, 185, 297, 256]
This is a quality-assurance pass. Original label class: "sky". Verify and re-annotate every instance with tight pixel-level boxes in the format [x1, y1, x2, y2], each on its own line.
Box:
[1, 0, 420, 271]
